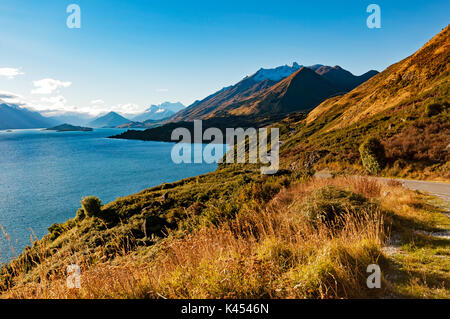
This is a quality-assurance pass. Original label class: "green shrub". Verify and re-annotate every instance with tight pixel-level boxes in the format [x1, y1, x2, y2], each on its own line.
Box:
[359, 137, 386, 174]
[299, 186, 373, 226]
[425, 103, 442, 117]
[81, 196, 103, 218]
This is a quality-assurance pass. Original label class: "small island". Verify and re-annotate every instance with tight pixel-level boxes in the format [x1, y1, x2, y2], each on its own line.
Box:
[46, 123, 93, 132]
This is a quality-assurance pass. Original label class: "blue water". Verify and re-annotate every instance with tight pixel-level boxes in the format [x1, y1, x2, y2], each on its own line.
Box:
[0, 128, 223, 264]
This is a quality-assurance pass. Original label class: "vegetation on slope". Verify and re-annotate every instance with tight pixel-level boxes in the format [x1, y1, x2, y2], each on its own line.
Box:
[1, 175, 448, 299]
[275, 26, 449, 180]
[277, 84, 449, 180]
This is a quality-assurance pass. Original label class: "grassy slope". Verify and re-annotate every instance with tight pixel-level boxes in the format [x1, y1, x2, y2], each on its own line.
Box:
[1, 119, 449, 298]
[2, 175, 448, 298]
[277, 83, 449, 180]
[277, 25, 450, 181]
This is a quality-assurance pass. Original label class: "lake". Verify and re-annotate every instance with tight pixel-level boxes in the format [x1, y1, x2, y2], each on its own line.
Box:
[0, 128, 223, 263]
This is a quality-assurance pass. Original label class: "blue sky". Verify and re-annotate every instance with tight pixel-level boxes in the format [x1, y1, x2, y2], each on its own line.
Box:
[0, 0, 448, 116]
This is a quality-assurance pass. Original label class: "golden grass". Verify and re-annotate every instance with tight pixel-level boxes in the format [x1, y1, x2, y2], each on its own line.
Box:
[2, 176, 448, 299]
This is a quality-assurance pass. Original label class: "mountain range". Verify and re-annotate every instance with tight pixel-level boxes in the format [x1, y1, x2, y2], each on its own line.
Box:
[167, 63, 378, 122]
[132, 102, 185, 122]
[112, 63, 379, 141]
[0, 103, 58, 129]
[0, 101, 187, 130]
[0, 62, 376, 131]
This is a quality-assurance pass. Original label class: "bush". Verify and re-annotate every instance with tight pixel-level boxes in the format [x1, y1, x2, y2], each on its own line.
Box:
[81, 196, 102, 218]
[359, 137, 386, 174]
[299, 186, 373, 226]
[425, 103, 443, 117]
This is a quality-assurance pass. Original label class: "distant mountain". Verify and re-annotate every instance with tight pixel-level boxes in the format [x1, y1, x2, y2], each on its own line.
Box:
[132, 102, 185, 122]
[220, 67, 342, 117]
[167, 64, 300, 122]
[87, 112, 130, 128]
[133, 106, 175, 121]
[167, 62, 377, 122]
[0, 103, 59, 129]
[157, 102, 186, 113]
[252, 62, 303, 81]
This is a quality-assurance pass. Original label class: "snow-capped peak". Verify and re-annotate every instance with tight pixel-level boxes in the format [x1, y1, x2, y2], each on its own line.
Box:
[252, 62, 303, 82]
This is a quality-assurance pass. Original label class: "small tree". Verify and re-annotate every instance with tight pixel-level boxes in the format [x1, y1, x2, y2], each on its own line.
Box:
[81, 196, 102, 217]
[359, 137, 386, 174]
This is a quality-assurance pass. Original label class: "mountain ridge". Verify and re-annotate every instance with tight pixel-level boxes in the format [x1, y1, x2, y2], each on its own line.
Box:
[133, 102, 185, 122]
[167, 63, 378, 122]
[0, 103, 58, 129]
[224, 67, 342, 117]
[87, 111, 131, 128]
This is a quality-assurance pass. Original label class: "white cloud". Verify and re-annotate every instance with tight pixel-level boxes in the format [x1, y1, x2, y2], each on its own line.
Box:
[0, 90, 27, 105]
[0, 89, 147, 117]
[31, 78, 72, 94]
[156, 88, 169, 92]
[41, 95, 67, 108]
[38, 100, 144, 117]
[90, 99, 105, 105]
[112, 103, 143, 114]
[0, 68, 24, 78]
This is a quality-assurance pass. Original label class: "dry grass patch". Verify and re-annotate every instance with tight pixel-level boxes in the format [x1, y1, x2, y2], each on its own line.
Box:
[3, 177, 395, 299]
